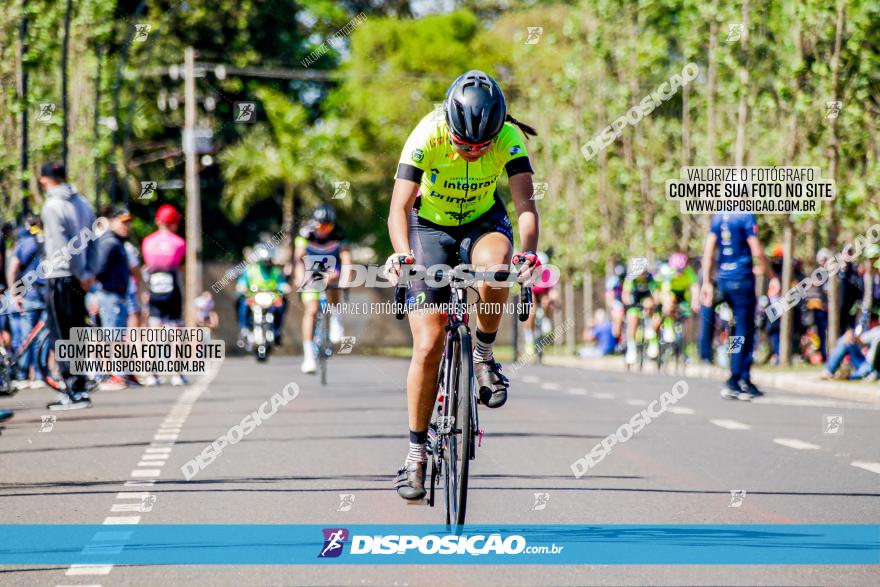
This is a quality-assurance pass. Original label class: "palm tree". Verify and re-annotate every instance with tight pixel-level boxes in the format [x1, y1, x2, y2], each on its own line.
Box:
[220, 87, 357, 232]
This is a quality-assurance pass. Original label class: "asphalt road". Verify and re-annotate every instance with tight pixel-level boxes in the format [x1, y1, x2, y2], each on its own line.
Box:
[1, 355, 878, 586]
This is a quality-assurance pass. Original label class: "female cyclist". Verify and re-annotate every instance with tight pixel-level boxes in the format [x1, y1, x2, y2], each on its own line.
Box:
[385, 70, 540, 500]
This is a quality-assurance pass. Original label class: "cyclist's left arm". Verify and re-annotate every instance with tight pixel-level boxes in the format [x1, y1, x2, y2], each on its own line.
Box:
[500, 127, 538, 266]
[338, 244, 353, 287]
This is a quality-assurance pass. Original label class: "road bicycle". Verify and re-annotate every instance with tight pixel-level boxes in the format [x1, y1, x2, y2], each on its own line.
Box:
[0, 305, 65, 395]
[657, 303, 688, 373]
[303, 258, 337, 386]
[394, 259, 531, 529]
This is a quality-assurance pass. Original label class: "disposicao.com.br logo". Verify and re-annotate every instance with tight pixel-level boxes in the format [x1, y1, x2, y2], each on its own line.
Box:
[318, 529, 563, 557]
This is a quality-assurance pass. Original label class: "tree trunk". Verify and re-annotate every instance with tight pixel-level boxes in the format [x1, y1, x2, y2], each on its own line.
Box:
[826, 0, 846, 352]
[583, 262, 593, 343]
[681, 74, 693, 248]
[282, 183, 295, 234]
[564, 277, 576, 355]
[734, 0, 750, 168]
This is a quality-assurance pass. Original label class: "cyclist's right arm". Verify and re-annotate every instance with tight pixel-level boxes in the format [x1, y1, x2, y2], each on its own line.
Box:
[386, 178, 420, 282]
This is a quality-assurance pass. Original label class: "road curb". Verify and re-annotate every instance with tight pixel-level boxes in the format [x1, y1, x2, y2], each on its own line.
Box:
[543, 355, 880, 405]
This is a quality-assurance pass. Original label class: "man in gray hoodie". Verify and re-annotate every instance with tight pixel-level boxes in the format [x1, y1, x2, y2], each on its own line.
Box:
[39, 162, 99, 410]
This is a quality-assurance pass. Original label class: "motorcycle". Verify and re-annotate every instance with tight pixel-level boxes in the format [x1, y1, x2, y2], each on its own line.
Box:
[246, 289, 283, 362]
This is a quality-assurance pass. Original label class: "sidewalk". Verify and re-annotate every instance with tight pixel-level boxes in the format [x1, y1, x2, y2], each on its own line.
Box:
[543, 353, 880, 405]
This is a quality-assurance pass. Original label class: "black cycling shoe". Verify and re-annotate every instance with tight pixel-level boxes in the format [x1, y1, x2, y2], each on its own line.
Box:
[475, 360, 509, 408]
[394, 461, 427, 500]
[738, 379, 764, 400]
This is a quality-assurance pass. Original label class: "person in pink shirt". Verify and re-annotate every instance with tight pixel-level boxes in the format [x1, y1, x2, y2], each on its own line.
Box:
[141, 205, 187, 385]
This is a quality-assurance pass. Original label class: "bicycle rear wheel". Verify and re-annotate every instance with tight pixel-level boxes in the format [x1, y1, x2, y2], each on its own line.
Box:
[443, 326, 473, 530]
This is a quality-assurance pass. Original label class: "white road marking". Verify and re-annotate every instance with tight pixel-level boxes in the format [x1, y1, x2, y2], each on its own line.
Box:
[130, 469, 161, 477]
[522, 375, 540, 383]
[851, 461, 880, 475]
[752, 396, 880, 411]
[541, 382, 561, 390]
[773, 438, 820, 450]
[103, 516, 140, 525]
[567, 388, 587, 395]
[667, 406, 695, 415]
[116, 493, 151, 500]
[63, 366, 220, 583]
[710, 419, 752, 431]
[110, 503, 145, 513]
[626, 399, 649, 406]
[592, 392, 615, 399]
[65, 565, 113, 576]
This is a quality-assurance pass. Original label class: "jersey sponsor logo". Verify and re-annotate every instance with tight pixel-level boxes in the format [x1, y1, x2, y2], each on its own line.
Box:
[412, 148, 425, 162]
[429, 168, 439, 183]
[509, 146, 522, 155]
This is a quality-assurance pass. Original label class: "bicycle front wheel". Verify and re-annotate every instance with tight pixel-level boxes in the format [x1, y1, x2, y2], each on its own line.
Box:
[444, 326, 473, 529]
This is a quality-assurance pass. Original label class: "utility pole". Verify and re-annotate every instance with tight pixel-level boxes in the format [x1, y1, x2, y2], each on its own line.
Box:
[183, 47, 202, 327]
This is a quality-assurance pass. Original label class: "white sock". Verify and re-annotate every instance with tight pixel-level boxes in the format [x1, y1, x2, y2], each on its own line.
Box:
[406, 442, 427, 464]
[302, 341, 314, 359]
[475, 340, 494, 363]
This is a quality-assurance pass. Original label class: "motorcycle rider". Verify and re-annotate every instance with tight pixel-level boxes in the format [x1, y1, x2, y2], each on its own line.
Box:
[236, 244, 290, 349]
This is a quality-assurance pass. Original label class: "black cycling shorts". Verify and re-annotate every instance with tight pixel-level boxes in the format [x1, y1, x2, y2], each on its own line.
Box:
[406, 199, 514, 306]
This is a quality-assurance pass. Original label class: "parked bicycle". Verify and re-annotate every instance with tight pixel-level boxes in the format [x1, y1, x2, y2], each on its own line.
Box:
[0, 306, 65, 395]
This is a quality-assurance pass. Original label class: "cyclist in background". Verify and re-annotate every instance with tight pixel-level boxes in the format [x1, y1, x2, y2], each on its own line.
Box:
[524, 251, 560, 352]
[660, 252, 699, 338]
[236, 244, 289, 348]
[385, 70, 539, 500]
[142, 204, 186, 387]
[605, 261, 627, 346]
[622, 263, 659, 365]
[700, 213, 777, 400]
[293, 204, 351, 374]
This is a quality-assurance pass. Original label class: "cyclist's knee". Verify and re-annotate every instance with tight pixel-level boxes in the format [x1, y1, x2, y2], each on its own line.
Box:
[412, 335, 444, 366]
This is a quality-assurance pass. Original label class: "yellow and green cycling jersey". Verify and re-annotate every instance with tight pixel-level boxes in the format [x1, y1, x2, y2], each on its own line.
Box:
[395, 112, 533, 226]
[661, 266, 698, 303]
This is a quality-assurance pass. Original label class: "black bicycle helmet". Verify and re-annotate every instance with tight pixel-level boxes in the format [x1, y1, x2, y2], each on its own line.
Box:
[445, 70, 507, 144]
[312, 203, 337, 225]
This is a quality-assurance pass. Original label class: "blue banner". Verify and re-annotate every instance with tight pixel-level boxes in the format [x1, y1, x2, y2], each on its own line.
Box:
[0, 525, 877, 565]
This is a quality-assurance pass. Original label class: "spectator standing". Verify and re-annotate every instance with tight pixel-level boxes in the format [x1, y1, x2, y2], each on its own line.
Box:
[94, 207, 133, 328]
[39, 162, 97, 410]
[6, 216, 47, 388]
[701, 213, 778, 400]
